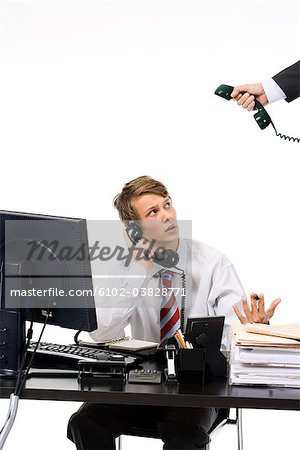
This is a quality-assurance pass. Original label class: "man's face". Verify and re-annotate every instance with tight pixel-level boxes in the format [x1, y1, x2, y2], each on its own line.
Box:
[132, 194, 178, 247]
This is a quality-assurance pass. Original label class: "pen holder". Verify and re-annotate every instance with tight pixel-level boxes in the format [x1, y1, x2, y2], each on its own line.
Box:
[176, 348, 206, 384]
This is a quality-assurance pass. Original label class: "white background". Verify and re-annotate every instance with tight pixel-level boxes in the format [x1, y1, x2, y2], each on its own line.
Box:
[0, 1, 299, 449]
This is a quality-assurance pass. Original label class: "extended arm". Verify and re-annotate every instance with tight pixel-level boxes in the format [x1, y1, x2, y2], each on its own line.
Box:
[231, 60, 300, 110]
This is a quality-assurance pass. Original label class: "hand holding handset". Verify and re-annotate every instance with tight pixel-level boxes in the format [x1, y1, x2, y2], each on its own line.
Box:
[215, 84, 271, 129]
[215, 84, 300, 143]
[125, 221, 179, 269]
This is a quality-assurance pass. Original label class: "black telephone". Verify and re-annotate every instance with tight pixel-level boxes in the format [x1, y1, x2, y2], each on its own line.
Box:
[215, 84, 300, 143]
[125, 221, 180, 269]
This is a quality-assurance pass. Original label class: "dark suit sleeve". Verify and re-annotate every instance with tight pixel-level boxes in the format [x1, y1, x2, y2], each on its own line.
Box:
[272, 61, 300, 103]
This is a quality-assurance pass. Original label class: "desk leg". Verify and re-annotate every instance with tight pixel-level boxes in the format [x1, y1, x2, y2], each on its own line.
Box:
[0, 394, 20, 449]
[116, 436, 122, 450]
[237, 409, 243, 450]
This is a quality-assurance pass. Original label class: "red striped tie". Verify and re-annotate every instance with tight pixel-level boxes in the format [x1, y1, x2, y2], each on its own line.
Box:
[160, 271, 180, 341]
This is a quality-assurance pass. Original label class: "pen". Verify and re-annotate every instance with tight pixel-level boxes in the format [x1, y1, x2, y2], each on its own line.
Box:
[178, 329, 188, 349]
[174, 330, 187, 349]
[174, 333, 184, 348]
[253, 293, 260, 301]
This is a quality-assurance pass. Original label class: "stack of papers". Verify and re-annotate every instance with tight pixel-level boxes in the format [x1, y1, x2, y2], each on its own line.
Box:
[230, 323, 300, 388]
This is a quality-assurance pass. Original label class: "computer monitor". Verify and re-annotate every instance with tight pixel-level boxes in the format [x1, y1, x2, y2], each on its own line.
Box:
[0, 209, 97, 332]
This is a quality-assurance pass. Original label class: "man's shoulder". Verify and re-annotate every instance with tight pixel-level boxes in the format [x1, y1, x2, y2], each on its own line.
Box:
[184, 238, 232, 267]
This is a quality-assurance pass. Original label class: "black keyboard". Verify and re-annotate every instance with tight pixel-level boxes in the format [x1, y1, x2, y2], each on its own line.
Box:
[28, 342, 137, 370]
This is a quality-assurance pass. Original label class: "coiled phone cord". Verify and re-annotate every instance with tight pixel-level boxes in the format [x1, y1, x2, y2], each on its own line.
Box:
[270, 120, 300, 143]
[174, 267, 186, 333]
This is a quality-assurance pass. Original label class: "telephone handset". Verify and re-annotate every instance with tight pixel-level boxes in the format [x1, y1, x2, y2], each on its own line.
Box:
[125, 221, 180, 269]
[215, 84, 300, 143]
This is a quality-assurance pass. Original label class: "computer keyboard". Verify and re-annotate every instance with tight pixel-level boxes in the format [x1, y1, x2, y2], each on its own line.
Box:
[28, 341, 137, 370]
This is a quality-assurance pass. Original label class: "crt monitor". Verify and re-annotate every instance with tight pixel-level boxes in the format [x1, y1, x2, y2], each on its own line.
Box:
[0, 209, 97, 332]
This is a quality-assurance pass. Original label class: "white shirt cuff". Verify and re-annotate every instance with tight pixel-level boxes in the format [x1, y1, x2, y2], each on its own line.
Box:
[262, 78, 286, 104]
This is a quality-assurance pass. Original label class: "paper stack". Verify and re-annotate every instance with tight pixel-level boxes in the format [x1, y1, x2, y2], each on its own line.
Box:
[230, 323, 300, 388]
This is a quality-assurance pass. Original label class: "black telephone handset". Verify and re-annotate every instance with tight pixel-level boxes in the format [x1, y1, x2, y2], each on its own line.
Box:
[215, 84, 300, 143]
[125, 221, 180, 269]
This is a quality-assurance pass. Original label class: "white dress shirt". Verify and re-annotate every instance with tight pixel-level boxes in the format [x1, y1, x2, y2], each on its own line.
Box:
[90, 239, 245, 351]
[262, 78, 286, 103]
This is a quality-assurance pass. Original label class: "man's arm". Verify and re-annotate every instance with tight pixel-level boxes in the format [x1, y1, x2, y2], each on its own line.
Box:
[207, 262, 245, 351]
[231, 60, 300, 110]
[272, 60, 300, 103]
[89, 232, 159, 342]
[90, 306, 132, 342]
[89, 260, 148, 342]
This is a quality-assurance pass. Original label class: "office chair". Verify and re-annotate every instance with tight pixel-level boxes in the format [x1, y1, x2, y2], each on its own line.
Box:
[115, 408, 243, 450]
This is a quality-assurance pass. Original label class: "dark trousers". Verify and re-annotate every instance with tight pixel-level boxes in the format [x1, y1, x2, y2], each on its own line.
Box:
[67, 403, 219, 450]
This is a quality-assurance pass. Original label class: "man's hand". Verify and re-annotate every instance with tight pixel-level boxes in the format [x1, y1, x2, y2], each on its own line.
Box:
[233, 293, 281, 324]
[231, 83, 269, 111]
[123, 230, 155, 270]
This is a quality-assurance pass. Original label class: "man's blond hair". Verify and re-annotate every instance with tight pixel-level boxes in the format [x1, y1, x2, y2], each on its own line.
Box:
[113, 175, 170, 221]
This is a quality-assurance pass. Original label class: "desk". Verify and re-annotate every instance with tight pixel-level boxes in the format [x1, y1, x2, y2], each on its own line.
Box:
[1, 360, 299, 411]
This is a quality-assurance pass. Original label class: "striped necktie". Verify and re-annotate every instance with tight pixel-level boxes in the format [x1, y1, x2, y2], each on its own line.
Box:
[160, 271, 180, 341]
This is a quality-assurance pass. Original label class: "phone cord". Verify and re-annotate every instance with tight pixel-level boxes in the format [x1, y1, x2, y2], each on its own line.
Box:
[179, 270, 186, 332]
[270, 120, 300, 143]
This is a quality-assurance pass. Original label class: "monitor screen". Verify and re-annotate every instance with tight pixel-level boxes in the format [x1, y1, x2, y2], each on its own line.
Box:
[0, 210, 97, 332]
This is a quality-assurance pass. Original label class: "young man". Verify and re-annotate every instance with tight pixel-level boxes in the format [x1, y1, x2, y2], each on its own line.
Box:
[67, 175, 280, 450]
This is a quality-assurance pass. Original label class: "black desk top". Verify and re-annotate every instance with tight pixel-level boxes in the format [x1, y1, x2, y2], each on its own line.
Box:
[1, 361, 299, 411]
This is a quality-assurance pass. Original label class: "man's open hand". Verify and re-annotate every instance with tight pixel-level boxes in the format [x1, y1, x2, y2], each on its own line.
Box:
[233, 293, 281, 324]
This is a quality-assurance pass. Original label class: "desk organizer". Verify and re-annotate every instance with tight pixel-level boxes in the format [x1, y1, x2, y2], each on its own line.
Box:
[176, 348, 206, 384]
